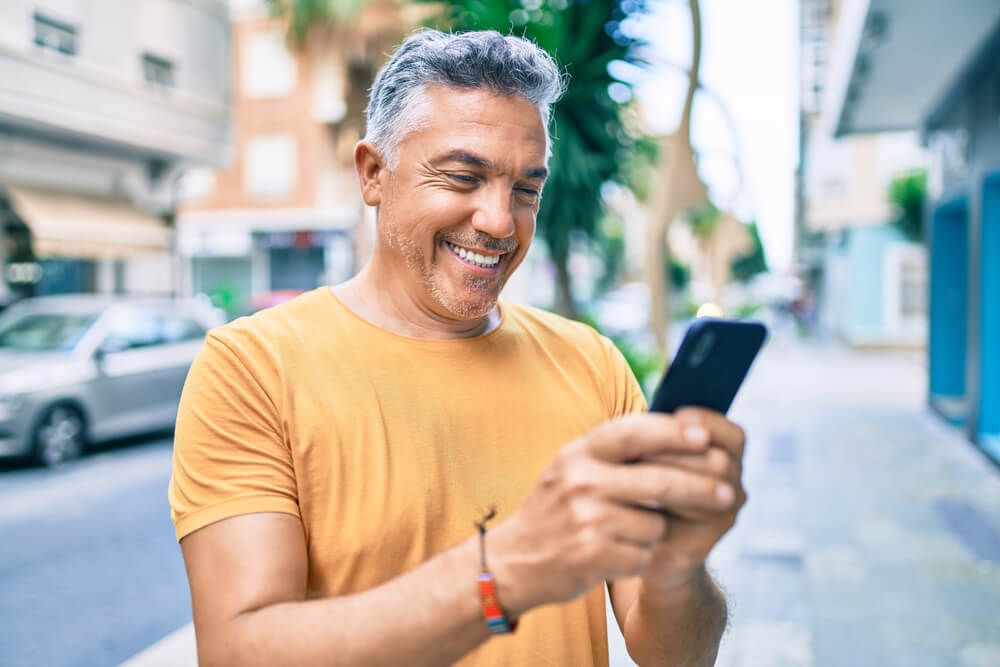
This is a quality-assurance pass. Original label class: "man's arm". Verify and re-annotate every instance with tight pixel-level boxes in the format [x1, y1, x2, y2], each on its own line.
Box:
[609, 568, 726, 667]
[181, 413, 731, 667]
[182, 512, 494, 667]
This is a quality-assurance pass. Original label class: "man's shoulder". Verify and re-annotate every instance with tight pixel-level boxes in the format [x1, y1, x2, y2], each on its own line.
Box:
[503, 301, 609, 352]
[207, 287, 336, 360]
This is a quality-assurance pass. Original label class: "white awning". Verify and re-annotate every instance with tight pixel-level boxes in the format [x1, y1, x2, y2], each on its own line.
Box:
[826, 0, 1000, 137]
[5, 184, 172, 260]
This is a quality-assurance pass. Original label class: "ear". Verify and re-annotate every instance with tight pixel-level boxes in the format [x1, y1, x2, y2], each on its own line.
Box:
[354, 140, 387, 207]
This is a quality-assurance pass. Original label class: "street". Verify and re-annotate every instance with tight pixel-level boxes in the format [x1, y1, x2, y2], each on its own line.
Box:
[0, 435, 190, 667]
[3, 335, 999, 667]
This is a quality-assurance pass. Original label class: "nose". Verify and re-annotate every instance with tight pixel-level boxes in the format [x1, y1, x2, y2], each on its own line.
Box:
[471, 187, 516, 240]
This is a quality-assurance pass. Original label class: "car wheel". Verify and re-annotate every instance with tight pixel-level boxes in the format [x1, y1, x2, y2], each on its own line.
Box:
[33, 405, 87, 467]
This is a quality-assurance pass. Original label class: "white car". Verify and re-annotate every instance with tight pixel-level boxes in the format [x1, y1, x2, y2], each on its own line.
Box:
[0, 294, 223, 466]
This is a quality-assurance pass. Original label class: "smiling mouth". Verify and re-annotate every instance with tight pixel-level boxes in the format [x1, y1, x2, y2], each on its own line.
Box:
[444, 241, 505, 269]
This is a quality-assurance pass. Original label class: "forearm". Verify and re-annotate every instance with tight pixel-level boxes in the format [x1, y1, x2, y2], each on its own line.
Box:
[200, 536, 494, 667]
[621, 566, 727, 667]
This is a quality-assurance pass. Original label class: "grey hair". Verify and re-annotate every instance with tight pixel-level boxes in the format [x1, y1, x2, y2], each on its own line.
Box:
[364, 29, 566, 169]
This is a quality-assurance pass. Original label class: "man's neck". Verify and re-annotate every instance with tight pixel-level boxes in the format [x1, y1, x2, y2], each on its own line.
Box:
[331, 263, 500, 340]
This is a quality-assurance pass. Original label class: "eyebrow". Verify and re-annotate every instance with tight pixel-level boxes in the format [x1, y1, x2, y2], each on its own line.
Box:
[432, 149, 548, 181]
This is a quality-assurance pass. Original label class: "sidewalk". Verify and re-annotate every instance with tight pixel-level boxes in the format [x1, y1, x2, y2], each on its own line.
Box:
[124, 336, 1000, 666]
[699, 336, 1000, 667]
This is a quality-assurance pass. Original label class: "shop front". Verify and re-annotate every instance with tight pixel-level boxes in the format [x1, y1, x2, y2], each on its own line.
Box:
[1, 184, 173, 298]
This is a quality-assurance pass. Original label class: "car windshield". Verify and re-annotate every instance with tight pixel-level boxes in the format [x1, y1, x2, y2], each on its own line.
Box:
[0, 312, 98, 352]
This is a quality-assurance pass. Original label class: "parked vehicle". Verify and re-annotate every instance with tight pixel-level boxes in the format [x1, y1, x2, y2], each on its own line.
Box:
[0, 294, 224, 466]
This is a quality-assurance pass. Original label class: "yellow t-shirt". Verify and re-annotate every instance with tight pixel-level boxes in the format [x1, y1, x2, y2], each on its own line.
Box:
[169, 287, 645, 666]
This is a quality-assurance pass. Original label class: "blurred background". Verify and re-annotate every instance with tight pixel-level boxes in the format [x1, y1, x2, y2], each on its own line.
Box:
[0, 0, 998, 665]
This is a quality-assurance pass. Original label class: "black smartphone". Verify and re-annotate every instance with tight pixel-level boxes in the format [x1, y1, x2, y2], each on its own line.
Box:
[648, 318, 768, 415]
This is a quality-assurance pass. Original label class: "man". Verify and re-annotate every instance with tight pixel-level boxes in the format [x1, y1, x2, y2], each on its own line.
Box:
[170, 29, 746, 666]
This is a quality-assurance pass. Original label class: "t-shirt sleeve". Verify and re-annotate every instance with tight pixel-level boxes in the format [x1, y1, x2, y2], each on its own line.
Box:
[600, 335, 648, 417]
[168, 331, 299, 542]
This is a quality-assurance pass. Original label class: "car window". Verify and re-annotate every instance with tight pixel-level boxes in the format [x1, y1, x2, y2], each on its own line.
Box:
[0, 312, 97, 352]
[104, 309, 162, 351]
[161, 315, 205, 344]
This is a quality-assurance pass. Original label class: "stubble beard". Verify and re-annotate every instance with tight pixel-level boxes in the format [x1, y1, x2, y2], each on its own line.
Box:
[382, 219, 503, 320]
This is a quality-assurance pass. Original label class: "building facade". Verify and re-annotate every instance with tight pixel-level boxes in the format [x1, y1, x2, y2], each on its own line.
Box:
[797, 0, 929, 347]
[0, 0, 232, 299]
[826, 0, 1000, 463]
[176, 1, 371, 317]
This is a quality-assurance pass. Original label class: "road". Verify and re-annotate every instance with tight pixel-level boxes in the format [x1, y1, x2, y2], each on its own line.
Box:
[0, 434, 190, 667]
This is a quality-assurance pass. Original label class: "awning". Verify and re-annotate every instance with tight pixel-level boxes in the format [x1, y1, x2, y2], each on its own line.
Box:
[826, 0, 1000, 137]
[4, 184, 172, 260]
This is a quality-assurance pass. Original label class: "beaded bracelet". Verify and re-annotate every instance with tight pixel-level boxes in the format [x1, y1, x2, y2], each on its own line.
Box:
[475, 507, 517, 635]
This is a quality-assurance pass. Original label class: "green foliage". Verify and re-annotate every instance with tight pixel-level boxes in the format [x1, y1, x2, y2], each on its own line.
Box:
[622, 134, 660, 203]
[594, 214, 626, 296]
[577, 313, 665, 398]
[421, 0, 650, 315]
[614, 335, 666, 398]
[264, 0, 368, 44]
[731, 302, 762, 319]
[889, 168, 927, 242]
[686, 200, 720, 239]
[730, 221, 768, 283]
[668, 259, 690, 290]
[209, 283, 244, 320]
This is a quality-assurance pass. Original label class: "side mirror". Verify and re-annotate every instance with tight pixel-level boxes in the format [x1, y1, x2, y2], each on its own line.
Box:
[94, 337, 129, 363]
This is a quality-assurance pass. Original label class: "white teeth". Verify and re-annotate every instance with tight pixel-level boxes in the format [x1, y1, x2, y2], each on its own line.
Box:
[446, 242, 500, 268]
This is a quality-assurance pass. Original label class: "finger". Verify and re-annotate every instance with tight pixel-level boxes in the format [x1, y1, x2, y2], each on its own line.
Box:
[675, 409, 746, 459]
[584, 413, 711, 463]
[643, 447, 741, 483]
[597, 461, 737, 514]
[602, 502, 669, 547]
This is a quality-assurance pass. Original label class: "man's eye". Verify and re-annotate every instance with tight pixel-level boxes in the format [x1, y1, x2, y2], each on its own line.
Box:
[516, 188, 540, 200]
[448, 174, 478, 184]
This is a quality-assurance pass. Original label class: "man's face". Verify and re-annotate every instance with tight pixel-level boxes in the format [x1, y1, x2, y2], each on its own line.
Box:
[374, 85, 548, 320]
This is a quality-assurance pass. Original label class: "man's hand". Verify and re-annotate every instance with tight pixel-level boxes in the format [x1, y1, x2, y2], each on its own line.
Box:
[487, 411, 741, 616]
[637, 408, 747, 592]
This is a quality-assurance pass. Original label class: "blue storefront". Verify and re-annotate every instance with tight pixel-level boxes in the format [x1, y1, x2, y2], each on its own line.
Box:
[827, 2, 1000, 464]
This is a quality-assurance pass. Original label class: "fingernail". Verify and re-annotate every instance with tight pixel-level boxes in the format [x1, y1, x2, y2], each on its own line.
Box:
[684, 425, 709, 445]
[716, 484, 735, 507]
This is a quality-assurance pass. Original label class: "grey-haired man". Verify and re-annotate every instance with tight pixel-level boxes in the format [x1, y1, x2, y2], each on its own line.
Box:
[171, 29, 745, 666]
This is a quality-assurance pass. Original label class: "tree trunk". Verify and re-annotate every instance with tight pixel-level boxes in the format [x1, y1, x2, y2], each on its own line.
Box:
[646, 0, 702, 354]
[553, 255, 577, 320]
[647, 199, 672, 352]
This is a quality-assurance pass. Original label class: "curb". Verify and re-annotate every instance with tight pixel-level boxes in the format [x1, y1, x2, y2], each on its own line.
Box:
[119, 623, 196, 667]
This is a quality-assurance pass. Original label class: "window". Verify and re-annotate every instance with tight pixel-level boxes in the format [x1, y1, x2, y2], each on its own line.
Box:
[0, 312, 96, 352]
[179, 168, 216, 201]
[160, 315, 205, 344]
[103, 309, 162, 352]
[243, 31, 297, 98]
[142, 53, 175, 89]
[245, 135, 296, 199]
[33, 13, 77, 56]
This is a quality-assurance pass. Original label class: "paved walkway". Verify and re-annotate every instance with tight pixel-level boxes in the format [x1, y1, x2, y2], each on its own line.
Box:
[690, 336, 1000, 667]
[125, 336, 1000, 666]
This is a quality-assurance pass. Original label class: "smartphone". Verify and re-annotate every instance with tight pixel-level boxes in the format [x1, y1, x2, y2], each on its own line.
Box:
[648, 318, 768, 415]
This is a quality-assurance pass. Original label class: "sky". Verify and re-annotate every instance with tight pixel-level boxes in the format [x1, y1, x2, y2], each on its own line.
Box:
[630, 0, 799, 272]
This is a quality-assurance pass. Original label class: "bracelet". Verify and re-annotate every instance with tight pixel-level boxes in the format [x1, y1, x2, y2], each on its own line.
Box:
[475, 508, 517, 635]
